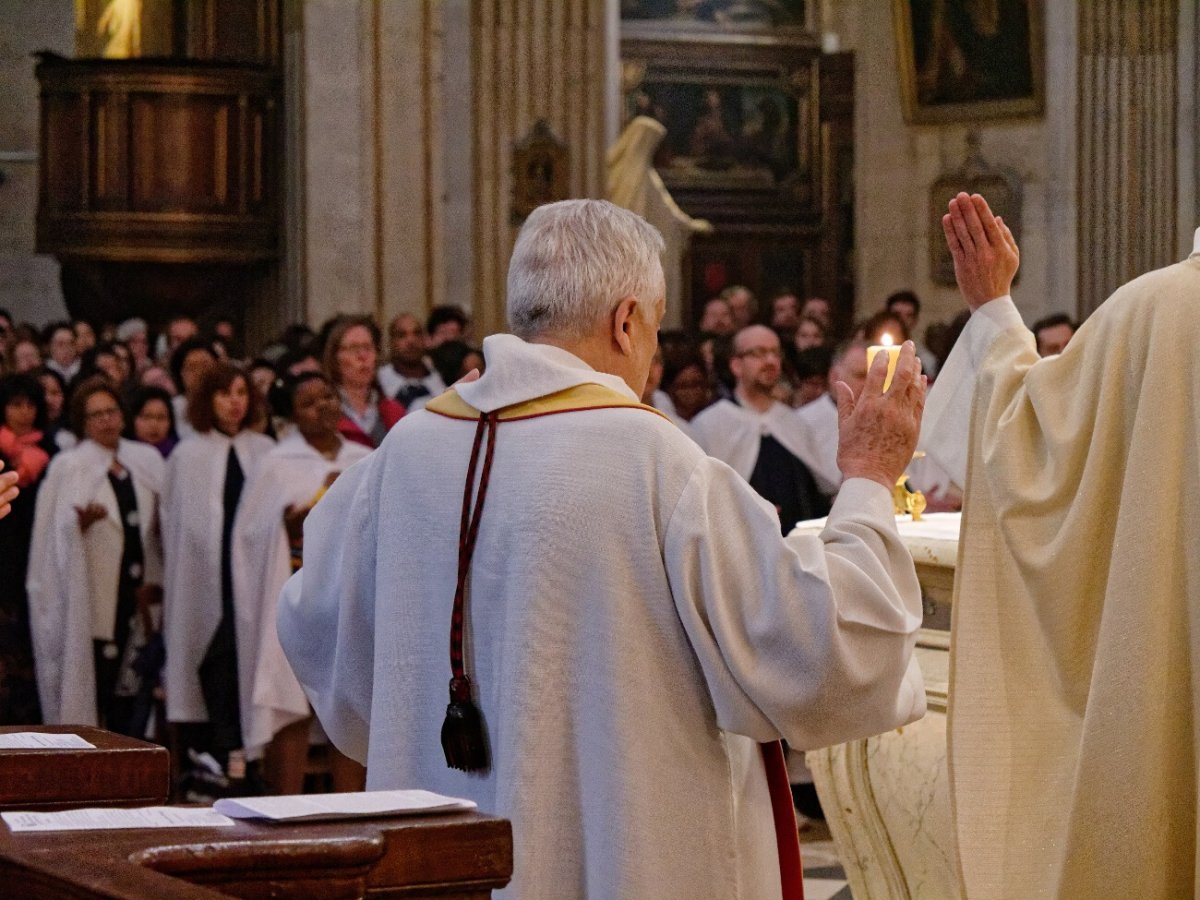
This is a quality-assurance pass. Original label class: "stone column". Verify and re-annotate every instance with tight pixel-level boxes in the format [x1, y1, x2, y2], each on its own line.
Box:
[1077, 0, 1179, 316]
[294, 0, 611, 339]
[470, 0, 611, 338]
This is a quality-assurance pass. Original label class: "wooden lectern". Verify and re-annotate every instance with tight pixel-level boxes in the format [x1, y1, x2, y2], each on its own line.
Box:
[0, 725, 169, 811]
[0, 812, 513, 898]
[0, 726, 513, 897]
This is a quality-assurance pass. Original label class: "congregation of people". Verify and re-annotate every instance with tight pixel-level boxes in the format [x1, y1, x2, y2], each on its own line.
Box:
[0, 280, 1077, 798]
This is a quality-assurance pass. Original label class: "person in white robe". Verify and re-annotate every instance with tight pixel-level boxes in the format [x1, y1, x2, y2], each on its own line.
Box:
[793, 340, 867, 498]
[922, 192, 1200, 898]
[690, 324, 831, 532]
[280, 200, 928, 899]
[232, 372, 371, 793]
[377, 313, 445, 412]
[162, 362, 274, 768]
[27, 378, 164, 732]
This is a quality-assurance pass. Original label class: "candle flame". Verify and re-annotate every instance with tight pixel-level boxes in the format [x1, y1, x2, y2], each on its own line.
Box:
[881, 333, 894, 347]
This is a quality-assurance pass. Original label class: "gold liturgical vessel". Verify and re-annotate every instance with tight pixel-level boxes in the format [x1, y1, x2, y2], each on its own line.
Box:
[892, 453, 927, 521]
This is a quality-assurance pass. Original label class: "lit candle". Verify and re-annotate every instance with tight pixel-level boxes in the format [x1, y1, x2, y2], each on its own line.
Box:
[866, 333, 901, 392]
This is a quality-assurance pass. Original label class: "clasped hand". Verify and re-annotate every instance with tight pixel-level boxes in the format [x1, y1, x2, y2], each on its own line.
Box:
[834, 342, 926, 490]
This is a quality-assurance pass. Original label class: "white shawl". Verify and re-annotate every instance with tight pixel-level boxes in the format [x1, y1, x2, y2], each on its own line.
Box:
[232, 433, 371, 758]
[27, 438, 165, 725]
[161, 429, 274, 725]
[689, 397, 824, 481]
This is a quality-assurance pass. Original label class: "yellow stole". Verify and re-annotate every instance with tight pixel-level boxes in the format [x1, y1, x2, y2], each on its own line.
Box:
[424, 381, 669, 423]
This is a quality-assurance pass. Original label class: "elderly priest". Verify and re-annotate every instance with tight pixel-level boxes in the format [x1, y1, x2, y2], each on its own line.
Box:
[279, 199, 928, 899]
[923, 192, 1200, 899]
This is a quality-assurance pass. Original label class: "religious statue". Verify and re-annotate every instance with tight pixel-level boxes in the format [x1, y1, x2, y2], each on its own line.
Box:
[607, 116, 712, 327]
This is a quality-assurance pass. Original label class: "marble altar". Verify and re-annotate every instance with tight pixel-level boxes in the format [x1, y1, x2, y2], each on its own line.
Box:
[801, 512, 962, 899]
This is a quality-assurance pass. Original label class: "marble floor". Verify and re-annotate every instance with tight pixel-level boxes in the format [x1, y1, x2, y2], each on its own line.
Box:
[801, 820, 853, 899]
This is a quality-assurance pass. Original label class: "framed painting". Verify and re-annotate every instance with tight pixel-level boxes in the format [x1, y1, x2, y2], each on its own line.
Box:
[892, 0, 1045, 124]
[621, 36, 821, 220]
[621, 0, 811, 35]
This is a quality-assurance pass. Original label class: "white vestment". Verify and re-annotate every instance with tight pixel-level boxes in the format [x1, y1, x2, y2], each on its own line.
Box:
[376, 363, 445, 412]
[793, 395, 841, 495]
[230, 433, 371, 757]
[799, 393, 955, 501]
[689, 397, 824, 482]
[27, 439, 165, 725]
[279, 334, 924, 899]
[162, 430, 274, 725]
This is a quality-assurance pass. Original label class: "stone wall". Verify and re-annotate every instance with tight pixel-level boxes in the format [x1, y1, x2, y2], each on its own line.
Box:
[0, 1, 72, 328]
[827, 1, 1077, 334]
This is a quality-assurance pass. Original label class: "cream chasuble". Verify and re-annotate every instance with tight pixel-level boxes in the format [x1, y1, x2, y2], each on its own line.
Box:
[920, 243, 1200, 898]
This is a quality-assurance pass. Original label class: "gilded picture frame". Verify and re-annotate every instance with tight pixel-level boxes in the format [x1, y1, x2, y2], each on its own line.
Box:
[620, 35, 822, 220]
[892, 0, 1045, 124]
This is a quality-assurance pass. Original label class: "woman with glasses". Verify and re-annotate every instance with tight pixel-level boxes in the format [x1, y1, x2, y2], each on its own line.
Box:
[162, 362, 274, 779]
[322, 316, 404, 448]
[27, 377, 165, 735]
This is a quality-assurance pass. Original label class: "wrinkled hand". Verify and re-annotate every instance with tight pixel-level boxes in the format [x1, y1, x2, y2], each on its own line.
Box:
[834, 342, 926, 490]
[75, 503, 108, 533]
[942, 192, 1020, 311]
[0, 466, 17, 520]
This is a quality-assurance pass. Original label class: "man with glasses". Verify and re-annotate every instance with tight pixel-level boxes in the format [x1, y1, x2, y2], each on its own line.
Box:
[690, 324, 830, 533]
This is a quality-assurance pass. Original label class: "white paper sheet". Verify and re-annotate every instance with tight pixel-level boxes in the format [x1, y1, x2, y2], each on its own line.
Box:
[214, 789, 477, 822]
[3, 807, 236, 833]
[0, 732, 97, 750]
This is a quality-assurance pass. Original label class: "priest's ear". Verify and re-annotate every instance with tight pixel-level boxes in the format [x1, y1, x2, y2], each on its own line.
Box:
[611, 295, 640, 356]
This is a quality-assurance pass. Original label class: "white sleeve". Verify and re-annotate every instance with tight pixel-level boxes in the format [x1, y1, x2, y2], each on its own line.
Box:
[918, 295, 1027, 488]
[664, 460, 925, 751]
[276, 448, 383, 764]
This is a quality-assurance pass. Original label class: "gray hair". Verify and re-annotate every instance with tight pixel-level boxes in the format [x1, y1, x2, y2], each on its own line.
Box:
[506, 199, 665, 340]
[115, 317, 148, 341]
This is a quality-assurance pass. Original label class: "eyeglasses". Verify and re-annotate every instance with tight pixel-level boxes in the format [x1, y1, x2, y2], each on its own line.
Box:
[85, 406, 122, 421]
[737, 347, 782, 360]
[338, 342, 376, 355]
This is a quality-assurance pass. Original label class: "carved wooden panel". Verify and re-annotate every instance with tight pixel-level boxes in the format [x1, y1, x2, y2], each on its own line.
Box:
[186, 0, 281, 66]
[40, 93, 85, 211]
[36, 54, 280, 264]
[129, 93, 238, 212]
[90, 91, 130, 209]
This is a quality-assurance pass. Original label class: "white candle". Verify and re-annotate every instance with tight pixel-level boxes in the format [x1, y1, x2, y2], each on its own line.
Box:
[866, 333, 901, 392]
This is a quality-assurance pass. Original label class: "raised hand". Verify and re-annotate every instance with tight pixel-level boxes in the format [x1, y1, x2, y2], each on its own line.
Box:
[0, 465, 17, 520]
[941, 192, 1020, 311]
[834, 341, 927, 490]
